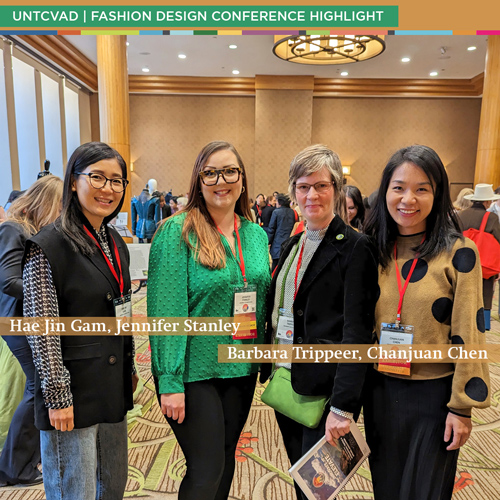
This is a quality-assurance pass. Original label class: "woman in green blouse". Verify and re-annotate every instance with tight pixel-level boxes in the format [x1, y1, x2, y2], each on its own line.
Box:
[148, 141, 271, 500]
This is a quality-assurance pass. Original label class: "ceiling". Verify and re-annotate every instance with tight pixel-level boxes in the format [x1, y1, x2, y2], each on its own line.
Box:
[63, 34, 488, 80]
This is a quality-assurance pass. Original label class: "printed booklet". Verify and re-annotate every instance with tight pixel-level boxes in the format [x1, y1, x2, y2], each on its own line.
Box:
[289, 422, 370, 500]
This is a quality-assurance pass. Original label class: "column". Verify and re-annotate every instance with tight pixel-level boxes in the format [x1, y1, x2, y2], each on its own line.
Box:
[474, 35, 500, 188]
[96, 35, 132, 234]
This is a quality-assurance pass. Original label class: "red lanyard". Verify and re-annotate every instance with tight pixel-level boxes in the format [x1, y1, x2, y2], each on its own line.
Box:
[84, 226, 124, 296]
[215, 214, 247, 285]
[393, 235, 425, 325]
[293, 237, 307, 300]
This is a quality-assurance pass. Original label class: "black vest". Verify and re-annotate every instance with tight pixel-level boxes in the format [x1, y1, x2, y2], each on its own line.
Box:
[25, 222, 134, 430]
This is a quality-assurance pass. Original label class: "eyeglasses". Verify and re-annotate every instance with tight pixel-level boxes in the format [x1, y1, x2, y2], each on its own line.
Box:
[294, 181, 335, 195]
[77, 173, 129, 193]
[199, 167, 242, 186]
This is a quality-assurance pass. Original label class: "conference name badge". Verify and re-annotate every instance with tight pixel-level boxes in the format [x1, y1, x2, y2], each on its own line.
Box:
[378, 322, 414, 376]
[233, 284, 257, 340]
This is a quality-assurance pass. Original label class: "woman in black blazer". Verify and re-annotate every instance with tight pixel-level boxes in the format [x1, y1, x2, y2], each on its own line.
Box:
[260, 145, 379, 500]
[23, 142, 137, 500]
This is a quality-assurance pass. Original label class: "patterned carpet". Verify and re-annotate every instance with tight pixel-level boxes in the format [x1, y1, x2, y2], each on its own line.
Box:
[1, 283, 500, 500]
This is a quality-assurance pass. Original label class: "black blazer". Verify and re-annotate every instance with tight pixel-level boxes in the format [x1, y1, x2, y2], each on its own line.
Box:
[0, 221, 26, 318]
[25, 221, 134, 430]
[260, 216, 379, 415]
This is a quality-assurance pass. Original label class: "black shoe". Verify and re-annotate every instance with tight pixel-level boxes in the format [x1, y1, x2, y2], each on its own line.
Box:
[18, 471, 43, 487]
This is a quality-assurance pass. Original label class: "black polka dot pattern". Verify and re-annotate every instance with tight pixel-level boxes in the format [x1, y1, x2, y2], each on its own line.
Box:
[452, 247, 476, 273]
[451, 335, 464, 344]
[401, 258, 428, 282]
[477, 308, 485, 333]
[465, 377, 488, 402]
[432, 297, 453, 324]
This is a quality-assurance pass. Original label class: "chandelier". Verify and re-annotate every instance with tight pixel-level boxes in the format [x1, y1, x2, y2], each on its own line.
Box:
[273, 35, 385, 65]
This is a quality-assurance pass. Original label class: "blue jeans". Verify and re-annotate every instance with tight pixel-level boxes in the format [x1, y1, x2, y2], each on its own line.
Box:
[40, 418, 128, 500]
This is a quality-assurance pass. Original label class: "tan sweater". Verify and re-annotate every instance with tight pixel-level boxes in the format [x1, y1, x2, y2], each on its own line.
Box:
[375, 233, 490, 415]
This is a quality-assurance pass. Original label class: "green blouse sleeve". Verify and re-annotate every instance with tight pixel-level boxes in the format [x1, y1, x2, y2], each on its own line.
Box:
[148, 216, 189, 394]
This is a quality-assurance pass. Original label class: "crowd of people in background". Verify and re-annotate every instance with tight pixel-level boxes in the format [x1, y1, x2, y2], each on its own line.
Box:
[0, 141, 499, 500]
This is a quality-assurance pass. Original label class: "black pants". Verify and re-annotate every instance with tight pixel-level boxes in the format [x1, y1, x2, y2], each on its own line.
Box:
[275, 407, 331, 500]
[363, 369, 459, 500]
[156, 373, 257, 500]
[0, 336, 41, 484]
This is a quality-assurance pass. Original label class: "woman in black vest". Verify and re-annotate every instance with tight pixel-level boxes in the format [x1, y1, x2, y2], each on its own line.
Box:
[23, 142, 137, 500]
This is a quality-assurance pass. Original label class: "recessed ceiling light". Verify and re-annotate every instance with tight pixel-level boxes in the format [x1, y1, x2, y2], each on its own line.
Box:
[232, 70, 240, 75]
[467, 46, 477, 51]
[340, 71, 349, 76]
[178, 53, 187, 59]
[429, 71, 438, 76]
[142, 67, 150, 73]
[126, 42, 130, 47]
[229, 44, 237, 49]
[401, 57, 411, 62]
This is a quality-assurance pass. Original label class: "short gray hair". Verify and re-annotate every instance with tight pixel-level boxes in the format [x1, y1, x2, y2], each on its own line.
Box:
[288, 144, 346, 221]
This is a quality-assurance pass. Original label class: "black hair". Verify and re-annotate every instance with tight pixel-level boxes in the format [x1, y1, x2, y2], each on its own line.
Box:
[276, 193, 291, 207]
[344, 185, 365, 231]
[364, 145, 462, 269]
[57, 142, 127, 255]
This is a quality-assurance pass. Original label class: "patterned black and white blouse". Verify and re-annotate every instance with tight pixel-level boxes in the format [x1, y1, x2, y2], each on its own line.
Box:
[24, 225, 135, 409]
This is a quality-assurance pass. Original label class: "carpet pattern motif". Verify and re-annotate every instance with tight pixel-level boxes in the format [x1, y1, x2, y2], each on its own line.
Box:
[1, 287, 499, 499]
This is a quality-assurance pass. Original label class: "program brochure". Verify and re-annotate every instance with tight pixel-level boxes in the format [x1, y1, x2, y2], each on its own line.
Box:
[289, 422, 370, 500]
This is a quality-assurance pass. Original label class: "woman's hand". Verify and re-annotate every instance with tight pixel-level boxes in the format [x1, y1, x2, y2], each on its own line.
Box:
[444, 412, 472, 450]
[161, 393, 185, 424]
[49, 406, 74, 432]
[325, 411, 351, 445]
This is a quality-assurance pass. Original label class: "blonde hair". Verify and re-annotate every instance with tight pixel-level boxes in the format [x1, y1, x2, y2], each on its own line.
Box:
[288, 144, 347, 222]
[453, 188, 474, 211]
[7, 176, 63, 235]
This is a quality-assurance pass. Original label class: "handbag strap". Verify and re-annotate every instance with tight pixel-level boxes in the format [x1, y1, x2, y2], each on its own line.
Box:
[479, 211, 490, 233]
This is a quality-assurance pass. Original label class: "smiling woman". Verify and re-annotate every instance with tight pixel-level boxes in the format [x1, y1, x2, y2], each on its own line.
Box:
[364, 145, 490, 500]
[148, 140, 271, 500]
[22, 142, 136, 500]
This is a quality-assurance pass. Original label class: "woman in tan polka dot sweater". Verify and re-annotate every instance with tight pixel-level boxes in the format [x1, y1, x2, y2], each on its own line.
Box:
[364, 145, 490, 500]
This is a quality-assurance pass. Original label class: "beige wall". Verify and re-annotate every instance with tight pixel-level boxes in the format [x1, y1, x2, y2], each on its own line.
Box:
[129, 94, 255, 198]
[312, 97, 482, 198]
[130, 93, 481, 202]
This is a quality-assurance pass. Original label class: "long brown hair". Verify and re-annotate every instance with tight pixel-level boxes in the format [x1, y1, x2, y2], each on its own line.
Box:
[7, 175, 63, 235]
[181, 141, 253, 269]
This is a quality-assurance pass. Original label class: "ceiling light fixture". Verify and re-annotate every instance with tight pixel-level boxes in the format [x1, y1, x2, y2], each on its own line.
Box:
[232, 70, 240, 75]
[178, 54, 187, 59]
[229, 44, 237, 49]
[467, 46, 477, 51]
[126, 42, 130, 47]
[142, 67, 150, 73]
[401, 57, 411, 62]
[340, 71, 349, 76]
[273, 34, 385, 65]
[429, 71, 438, 76]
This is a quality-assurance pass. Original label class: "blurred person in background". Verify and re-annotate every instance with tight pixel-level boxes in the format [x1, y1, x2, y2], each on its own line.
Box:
[265, 193, 296, 271]
[344, 185, 365, 231]
[453, 188, 474, 212]
[0, 175, 63, 487]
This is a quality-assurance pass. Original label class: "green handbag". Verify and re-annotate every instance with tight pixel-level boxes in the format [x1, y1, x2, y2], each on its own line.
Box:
[261, 367, 329, 429]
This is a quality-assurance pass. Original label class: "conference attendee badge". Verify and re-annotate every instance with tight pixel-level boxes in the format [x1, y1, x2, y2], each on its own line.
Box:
[378, 322, 414, 376]
[233, 284, 257, 339]
[276, 309, 294, 340]
[114, 294, 132, 318]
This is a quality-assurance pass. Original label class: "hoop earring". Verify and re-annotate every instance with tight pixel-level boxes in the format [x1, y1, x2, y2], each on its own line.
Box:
[241, 186, 246, 193]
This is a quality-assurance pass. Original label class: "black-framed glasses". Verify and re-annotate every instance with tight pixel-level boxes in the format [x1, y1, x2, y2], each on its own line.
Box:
[294, 181, 335, 195]
[77, 173, 129, 193]
[199, 167, 242, 186]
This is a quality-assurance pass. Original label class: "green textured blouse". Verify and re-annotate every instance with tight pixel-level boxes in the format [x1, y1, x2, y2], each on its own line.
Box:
[148, 211, 271, 394]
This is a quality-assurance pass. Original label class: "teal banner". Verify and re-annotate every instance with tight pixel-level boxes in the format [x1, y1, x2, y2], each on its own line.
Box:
[0, 6, 398, 28]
